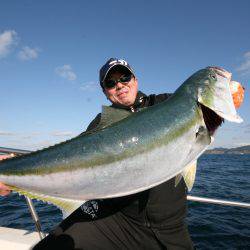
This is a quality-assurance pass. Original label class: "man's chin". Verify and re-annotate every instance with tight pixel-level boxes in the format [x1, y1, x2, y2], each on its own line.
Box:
[116, 98, 133, 107]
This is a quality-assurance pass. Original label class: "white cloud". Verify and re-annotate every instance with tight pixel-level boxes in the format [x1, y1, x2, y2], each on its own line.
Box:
[0, 131, 15, 136]
[18, 46, 39, 61]
[80, 81, 98, 91]
[20, 132, 42, 139]
[237, 51, 250, 75]
[51, 131, 74, 137]
[9, 140, 53, 151]
[0, 30, 18, 58]
[55, 65, 77, 81]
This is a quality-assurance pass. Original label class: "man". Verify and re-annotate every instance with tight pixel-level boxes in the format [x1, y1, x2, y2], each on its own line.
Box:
[32, 58, 194, 250]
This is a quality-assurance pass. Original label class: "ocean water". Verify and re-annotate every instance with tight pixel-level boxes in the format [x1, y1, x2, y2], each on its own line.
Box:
[0, 154, 249, 249]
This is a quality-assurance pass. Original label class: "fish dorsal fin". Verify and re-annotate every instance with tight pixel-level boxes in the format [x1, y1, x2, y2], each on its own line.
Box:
[97, 106, 132, 129]
[175, 161, 197, 191]
[7, 185, 84, 218]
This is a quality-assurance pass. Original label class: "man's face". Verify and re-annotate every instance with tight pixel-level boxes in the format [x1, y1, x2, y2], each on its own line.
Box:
[103, 71, 138, 107]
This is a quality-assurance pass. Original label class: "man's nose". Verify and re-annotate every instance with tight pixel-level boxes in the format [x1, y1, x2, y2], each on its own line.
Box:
[116, 82, 124, 89]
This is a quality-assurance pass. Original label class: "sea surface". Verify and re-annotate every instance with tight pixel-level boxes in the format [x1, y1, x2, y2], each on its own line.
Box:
[0, 154, 249, 249]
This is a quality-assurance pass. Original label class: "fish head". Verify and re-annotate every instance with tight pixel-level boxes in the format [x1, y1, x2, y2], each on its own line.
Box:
[197, 66, 243, 123]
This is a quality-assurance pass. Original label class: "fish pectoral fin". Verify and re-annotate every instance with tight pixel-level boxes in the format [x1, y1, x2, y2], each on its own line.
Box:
[99, 106, 132, 128]
[7, 185, 84, 218]
[175, 161, 197, 192]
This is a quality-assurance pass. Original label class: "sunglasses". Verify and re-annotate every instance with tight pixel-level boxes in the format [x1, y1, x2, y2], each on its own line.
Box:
[103, 74, 133, 89]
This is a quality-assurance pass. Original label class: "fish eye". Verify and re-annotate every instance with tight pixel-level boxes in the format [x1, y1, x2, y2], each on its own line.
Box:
[209, 73, 217, 80]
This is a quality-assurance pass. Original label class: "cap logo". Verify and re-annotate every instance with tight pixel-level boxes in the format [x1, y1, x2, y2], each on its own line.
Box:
[109, 59, 128, 66]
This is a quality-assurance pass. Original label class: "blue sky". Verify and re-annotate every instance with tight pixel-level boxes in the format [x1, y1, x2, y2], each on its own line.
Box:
[0, 0, 249, 150]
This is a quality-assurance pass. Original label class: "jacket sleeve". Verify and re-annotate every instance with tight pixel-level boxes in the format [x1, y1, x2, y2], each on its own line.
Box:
[148, 93, 172, 106]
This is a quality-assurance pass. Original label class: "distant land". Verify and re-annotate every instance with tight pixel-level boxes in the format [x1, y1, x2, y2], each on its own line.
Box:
[204, 145, 250, 154]
[1, 145, 250, 156]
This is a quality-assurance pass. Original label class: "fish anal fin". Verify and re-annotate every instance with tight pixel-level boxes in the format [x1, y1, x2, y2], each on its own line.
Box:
[183, 161, 197, 191]
[175, 161, 197, 192]
[175, 174, 182, 188]
[7, 185, 84, 218]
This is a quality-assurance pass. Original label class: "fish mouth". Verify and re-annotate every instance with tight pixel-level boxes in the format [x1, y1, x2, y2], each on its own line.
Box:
[199, 103, 224, 136]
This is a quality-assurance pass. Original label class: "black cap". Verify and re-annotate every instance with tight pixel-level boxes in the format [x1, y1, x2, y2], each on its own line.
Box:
[99, 58, 135, 88]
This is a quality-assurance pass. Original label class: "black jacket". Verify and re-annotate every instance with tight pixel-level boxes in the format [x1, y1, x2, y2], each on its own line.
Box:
[34, 91, 193, 250]
[86, 91, 188, 229]
[33, 92, 193, 250]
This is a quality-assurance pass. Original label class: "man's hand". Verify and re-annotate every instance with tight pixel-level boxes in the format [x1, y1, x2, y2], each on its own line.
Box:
[0, 182, 11, 196]
[0, 154, 14, 161]
[0, 154, 15, 196]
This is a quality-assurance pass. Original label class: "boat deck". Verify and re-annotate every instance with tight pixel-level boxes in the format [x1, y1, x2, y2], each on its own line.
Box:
[0, 226, 40, 250]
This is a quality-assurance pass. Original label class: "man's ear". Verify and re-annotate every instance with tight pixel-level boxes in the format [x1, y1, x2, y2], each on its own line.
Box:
[134, 77, 138, 88]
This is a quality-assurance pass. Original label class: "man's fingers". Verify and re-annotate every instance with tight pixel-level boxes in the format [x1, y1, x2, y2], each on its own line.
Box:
[0, 183, 11, 196]
[0, 190, 11, 196]
[0, 155, 15, 196]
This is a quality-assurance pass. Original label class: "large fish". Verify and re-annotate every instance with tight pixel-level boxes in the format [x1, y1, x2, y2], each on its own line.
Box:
[0, 66, 243, 216]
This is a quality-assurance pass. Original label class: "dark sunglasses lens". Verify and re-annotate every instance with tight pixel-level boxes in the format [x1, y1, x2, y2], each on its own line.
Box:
[120, 75, 132, 83]
[104, 80, 116, 89]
